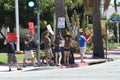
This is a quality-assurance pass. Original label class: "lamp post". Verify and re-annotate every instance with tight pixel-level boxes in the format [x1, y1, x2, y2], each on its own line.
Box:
[15, 0, 20, 51]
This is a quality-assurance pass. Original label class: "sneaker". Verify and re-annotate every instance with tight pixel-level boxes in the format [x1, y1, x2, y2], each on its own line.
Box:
[56, 64, 59, 66]
[17, 68, 22, 70]
[81, 61, 85, 63]
[23, 64, 26, 67]
[34, 65, 37, 67]
[9, 69, 11, 71]
[67, 63, 69, 65]
[58, 64, 61, 66]
[46, 64, 49, 66]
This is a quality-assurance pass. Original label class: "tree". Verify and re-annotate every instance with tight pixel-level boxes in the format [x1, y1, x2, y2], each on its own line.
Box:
[54, 0, 65, 36]
[92, 0, 104, 58]
[109, 13, 120, 42]
[83, 0, 117, 58]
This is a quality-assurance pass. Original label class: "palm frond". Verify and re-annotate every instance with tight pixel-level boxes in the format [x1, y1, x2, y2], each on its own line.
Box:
[84, 0, 94, 14]
[103, 0, 111, 12]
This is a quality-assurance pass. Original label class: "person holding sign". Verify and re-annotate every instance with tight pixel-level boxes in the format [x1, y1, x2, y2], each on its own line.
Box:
[54, 35, 62, 66]
[6, 32, 17, 42]
[28, 21, 35, 35]
[43, 31, 54, 66]
[4, 39, 22, 71]
[23, 34, 36, 67]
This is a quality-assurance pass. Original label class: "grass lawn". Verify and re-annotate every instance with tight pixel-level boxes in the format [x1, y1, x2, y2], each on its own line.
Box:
[0, 53, 24, 64]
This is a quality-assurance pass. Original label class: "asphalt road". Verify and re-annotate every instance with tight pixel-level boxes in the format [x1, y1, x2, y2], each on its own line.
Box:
[0, 59, 120, 80]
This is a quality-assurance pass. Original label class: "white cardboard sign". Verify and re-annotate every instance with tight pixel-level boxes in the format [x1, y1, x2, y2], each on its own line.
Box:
[47, 24, 54, 35]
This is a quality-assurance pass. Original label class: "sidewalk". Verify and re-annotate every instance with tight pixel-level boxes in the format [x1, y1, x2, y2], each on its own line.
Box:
[0, 48, 120, 72]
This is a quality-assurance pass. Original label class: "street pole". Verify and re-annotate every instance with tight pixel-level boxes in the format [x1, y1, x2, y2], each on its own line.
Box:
[15, 0, 20, 51]
[36, 0, 41, 66]
[106, 21, 108, 59]
[117, 22, 119, 47]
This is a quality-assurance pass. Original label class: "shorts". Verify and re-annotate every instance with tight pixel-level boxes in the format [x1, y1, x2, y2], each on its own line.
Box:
[45, 48, 53, 58]
[64, 48, 70, 53]
[7, 53, 17, 64]
[80, 47, 86, 54]
[24, 50, 34, 59]
[55, 47, 61, 52]
[64, 48, 70, 51]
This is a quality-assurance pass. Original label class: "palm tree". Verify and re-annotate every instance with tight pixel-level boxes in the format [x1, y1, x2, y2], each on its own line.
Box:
[83, 0, 117, 58]
[54, 0, 117, 58]
[54, 0, 66, 36]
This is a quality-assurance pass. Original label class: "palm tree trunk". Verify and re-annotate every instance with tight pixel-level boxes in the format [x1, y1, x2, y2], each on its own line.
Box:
[54, 0, 65, 36]
[92, 0, 104, 58]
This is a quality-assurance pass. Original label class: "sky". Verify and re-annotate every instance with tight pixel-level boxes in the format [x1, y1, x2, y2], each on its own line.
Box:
[105, 0, 120, 18]
[110, 0, 120, 4]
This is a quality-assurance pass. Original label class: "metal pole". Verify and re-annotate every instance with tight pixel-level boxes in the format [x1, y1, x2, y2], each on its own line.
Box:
[15, 0, 20, 51]
[106, 21, 108, 59]
[36, 1, 41, 66]
[117, 22, 119, 46]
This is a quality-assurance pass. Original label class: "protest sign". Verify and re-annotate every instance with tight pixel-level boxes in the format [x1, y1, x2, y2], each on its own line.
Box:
[28, 21, 35, 34]
[6, 32, 17, 41]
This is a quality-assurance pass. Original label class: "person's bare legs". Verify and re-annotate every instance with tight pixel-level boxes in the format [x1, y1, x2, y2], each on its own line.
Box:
[8, 63, 11, 71]
[49, 49, 53, 64]
[23, 58, 27, 67]
[15, 62, 22, 70]
[46, 57, 49, 66]
[64, 51, 67, 65]
[66, 52, 70, 65]
[31, 58, 36, 67]
[80, 54, 84, 62]
[58, 52, 62, 65]
[49, 56, 53, 64]
[15, 63, 20, 68]
[55, 53, 58, 65]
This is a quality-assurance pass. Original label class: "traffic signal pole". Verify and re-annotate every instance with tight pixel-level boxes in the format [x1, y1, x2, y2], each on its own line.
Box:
[36, 0, 41, 66]
[15, 0, 20, 51]
[27, 0, 41, 66]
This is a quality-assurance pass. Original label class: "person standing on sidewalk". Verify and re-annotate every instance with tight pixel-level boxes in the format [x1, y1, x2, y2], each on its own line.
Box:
[54, 35, 62, 66]
[59, 32, 65, 64]
[23, 34, 36, 67]
[69, 36, 75, 64]
[44, 31, 53, 66]
[64, 35, 71, 65]
[78, 31, 87, 62]
[4, 40, 22, 71]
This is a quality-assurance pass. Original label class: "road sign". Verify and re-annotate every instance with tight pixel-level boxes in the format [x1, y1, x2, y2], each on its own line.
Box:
[110, 17, 120, 22]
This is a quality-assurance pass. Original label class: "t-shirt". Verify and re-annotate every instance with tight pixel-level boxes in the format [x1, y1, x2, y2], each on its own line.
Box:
[24, 40, 33, 50]
[78, 35, 86, 47]
[59, 40, 65, 47]
[7, 42, 15, 53]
